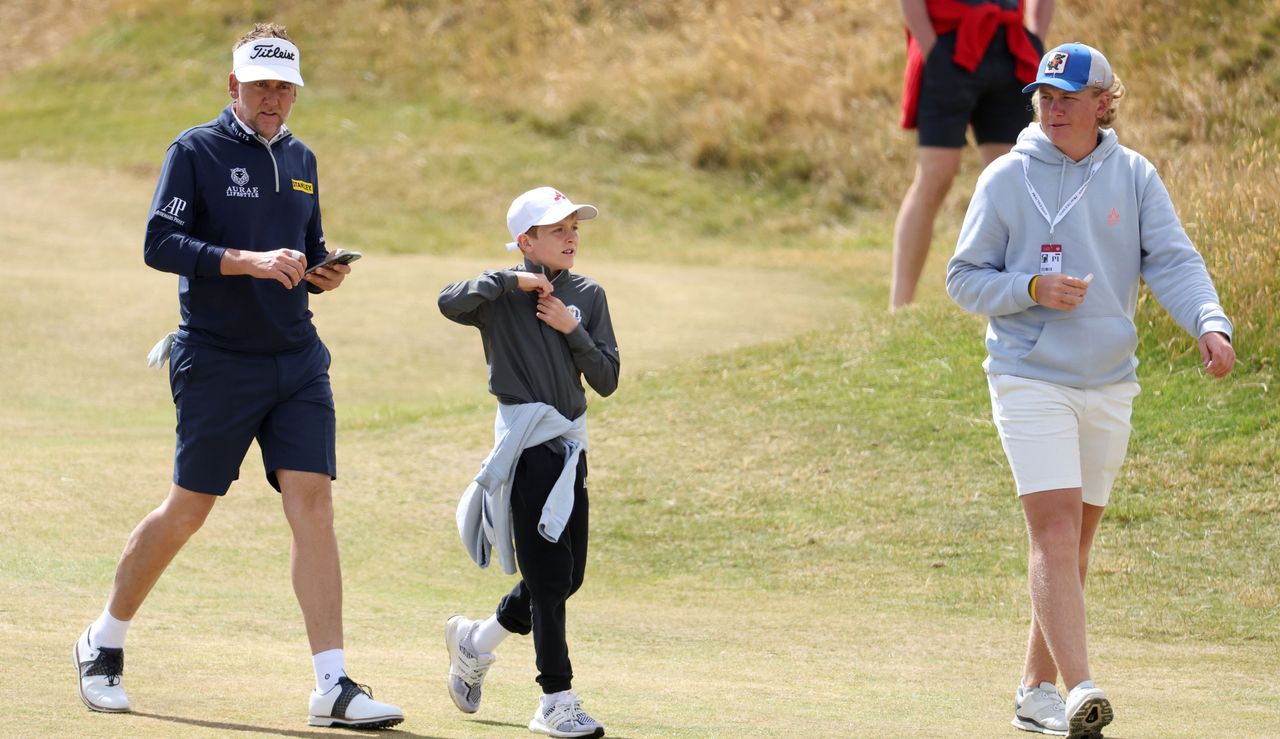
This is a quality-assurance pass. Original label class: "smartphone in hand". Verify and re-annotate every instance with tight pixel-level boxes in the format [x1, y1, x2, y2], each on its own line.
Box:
[305, 249, 362, 275]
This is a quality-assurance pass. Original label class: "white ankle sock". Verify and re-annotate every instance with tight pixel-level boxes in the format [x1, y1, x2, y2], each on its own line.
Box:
[313, 648, 345, 693]
[541, 689, 572, 709]
[90, 608, 130, 649]
[471, 615, 513, 654]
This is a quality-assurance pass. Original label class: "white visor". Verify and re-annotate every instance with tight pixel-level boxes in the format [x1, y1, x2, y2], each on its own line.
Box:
[233, 38, 304, 86]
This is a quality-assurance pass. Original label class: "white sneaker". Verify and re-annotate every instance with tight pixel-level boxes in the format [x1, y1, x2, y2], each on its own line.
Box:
[1012, 682, 1067, 735]
[446, 615, 496, 713]
[1064, 681, 1113, 739]
[74, 627, 130, 713]
[528, 691, 605, 738]
[307, 676, 404, 729]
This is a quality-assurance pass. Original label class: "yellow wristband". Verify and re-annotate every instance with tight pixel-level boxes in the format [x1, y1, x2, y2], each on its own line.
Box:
[1029, 275, 1040, 302]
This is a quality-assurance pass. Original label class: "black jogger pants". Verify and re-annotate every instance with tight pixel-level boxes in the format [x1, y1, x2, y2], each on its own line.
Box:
[494, 443, 589, 694]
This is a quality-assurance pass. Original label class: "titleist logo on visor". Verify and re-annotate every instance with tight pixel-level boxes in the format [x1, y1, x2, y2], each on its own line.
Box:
[249, 43, 296, 61]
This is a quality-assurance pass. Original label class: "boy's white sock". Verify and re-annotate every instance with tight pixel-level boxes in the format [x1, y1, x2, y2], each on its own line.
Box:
[313, 648, 345, 693]
[471, 615, 513, 654]
[541, 689, 573, 709]
[90, 608, 130, 649]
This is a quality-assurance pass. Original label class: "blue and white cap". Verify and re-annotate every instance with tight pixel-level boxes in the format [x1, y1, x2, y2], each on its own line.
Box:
[1022, 42, 1112, 94]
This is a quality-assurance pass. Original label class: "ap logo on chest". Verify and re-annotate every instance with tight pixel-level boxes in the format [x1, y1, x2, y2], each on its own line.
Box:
[567, 305, 582, 322]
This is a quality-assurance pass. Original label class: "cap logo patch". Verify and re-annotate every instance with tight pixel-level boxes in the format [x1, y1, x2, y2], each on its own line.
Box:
[1044, 51, 1069, 75]
[553, 191, 567, 201]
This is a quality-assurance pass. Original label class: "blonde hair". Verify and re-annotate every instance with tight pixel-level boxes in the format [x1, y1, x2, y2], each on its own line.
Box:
[234, 23, 292, 51]
[1031, 74, 1127, 127]
[1097, 74, 1125, 127]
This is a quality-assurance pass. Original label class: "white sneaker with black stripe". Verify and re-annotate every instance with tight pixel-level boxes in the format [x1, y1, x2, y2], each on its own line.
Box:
[528, 690, 605, 738]
[1064, 681, 1113, 739]
[1012, 681, 1068, 735]
[308, 676, 404, 729]
[74, 627, 130, 713]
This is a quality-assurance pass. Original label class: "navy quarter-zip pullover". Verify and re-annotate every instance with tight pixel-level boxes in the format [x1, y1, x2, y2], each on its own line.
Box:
[145, 104, 326, 353]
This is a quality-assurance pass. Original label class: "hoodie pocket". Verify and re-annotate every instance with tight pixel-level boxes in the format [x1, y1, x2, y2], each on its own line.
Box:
[1020, 316, 1138, 378]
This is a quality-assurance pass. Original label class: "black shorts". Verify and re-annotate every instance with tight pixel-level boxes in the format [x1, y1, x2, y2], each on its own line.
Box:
[916, 29, 1044, 148]
[168, 337, 336, 495]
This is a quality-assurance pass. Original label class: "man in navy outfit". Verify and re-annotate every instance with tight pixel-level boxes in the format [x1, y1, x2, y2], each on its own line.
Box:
[73, 23, 403, 730]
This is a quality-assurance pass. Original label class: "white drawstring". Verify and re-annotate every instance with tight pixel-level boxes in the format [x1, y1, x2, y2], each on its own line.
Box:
[1056, 157, 1066, 216]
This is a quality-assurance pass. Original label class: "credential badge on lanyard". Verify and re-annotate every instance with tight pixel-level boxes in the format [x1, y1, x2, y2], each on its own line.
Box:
[1022, 154, 1103, 276]
[1040, 244, 1062, 274]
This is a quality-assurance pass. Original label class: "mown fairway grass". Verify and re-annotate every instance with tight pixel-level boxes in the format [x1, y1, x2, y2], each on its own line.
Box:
[2, 2, 1278, 738]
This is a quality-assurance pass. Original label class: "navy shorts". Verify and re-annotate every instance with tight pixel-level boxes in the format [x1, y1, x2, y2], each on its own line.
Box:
[168, 337, 337, 495]
[916, 30, 1044, 148]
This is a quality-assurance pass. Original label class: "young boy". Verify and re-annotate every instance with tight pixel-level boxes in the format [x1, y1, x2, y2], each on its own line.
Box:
[439, 186, 619, 738]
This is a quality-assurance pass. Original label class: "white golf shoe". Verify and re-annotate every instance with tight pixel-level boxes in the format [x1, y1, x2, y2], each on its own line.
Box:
[74, 627, 130, 713]
[308, 676, 404, 729]
[1012, 681, 1068, 735]
[1064, 681, 1113, 739]
[528, 690, 605, 738]
[446, 615, 496, 713]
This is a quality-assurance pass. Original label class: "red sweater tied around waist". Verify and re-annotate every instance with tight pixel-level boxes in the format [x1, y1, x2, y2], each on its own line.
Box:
[900, 0, 1041, 129]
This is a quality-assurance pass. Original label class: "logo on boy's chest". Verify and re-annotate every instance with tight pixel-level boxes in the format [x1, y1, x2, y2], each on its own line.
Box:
[567, 304, 582, 322]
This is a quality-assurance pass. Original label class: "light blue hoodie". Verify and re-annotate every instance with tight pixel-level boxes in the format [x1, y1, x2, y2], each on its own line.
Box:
[947, 123, 1232, 388]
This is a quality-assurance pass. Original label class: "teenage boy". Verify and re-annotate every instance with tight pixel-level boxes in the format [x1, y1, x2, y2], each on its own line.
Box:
[438, 186, 620, 738]
[73, 24, 402, 729]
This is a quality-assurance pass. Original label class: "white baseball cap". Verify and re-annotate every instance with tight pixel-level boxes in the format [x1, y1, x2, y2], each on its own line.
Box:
[505, 187, 598, 250]
[233, 37, 305, 87]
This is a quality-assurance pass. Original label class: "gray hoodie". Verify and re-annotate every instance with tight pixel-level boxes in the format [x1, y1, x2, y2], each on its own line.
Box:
[439, 260, 620, 418]
[947, 123, 1231, 388]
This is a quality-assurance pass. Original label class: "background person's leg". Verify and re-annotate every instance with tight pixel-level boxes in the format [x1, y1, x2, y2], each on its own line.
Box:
[891, 146, 962, 309]
[977, 142, 1014, 169]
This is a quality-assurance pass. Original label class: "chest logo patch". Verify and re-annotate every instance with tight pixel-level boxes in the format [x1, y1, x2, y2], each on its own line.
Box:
[567, 304, 582, 322]
[1107, 207, 1121, 225]
[230, 167, 250, 186]
[291, 179, 314, 194]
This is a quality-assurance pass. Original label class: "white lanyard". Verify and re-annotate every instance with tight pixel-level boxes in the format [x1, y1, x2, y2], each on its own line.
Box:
[1022, 154, 1103, 236]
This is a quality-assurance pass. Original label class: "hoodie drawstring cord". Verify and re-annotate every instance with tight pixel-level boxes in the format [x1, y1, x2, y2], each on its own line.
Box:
[1055, 158, 1067, 224]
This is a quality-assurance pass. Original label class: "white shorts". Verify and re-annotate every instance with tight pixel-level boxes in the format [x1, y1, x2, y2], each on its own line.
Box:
[987, 374, 1141, 506]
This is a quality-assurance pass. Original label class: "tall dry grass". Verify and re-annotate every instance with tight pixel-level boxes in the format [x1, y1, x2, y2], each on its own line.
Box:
[8, 0, 1277, 359]
[316, 0, 1277, 361]
[311, 1, 907, 212]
